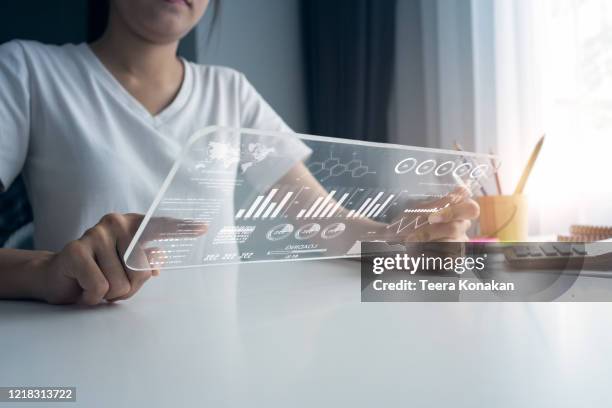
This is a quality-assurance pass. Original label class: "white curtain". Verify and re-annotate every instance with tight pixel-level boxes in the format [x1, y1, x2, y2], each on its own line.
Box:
[472, 0, 612, 236]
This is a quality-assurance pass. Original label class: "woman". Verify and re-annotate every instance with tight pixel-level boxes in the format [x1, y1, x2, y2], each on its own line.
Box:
[0, 0, 479, 305]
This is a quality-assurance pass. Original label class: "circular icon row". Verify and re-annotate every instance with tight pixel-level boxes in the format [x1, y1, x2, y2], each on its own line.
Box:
[394, 158, 490, 179]
[266, 222, 346, 241]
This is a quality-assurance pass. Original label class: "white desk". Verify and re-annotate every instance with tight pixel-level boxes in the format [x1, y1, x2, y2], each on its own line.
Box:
[2, 259, 612, 407]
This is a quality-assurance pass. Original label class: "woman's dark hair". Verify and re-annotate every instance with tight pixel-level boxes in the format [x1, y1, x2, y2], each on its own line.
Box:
[87, 0, 221, 42]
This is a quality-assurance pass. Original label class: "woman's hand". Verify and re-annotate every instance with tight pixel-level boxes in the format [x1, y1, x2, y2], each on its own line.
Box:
[417, 197, 480, 242]
[36, 213, 156, 305]
[380, 187, 480, 243]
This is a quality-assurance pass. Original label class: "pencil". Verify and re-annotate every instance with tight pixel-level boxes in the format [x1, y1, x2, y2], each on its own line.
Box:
[454, 141, 488, 196]
[489, 149, 503, 195]
[514, 134, 545, 195]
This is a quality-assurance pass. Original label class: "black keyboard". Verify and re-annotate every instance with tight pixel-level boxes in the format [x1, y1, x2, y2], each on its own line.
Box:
[504, 243, 612, 271]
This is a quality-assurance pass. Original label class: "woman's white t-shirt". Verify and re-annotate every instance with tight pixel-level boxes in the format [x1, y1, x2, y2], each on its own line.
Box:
[0, 40, 294, 251]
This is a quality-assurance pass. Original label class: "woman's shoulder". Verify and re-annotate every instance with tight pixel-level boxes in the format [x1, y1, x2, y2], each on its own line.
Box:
[0, 39, 80, 63]
[186, 62, 252, 87]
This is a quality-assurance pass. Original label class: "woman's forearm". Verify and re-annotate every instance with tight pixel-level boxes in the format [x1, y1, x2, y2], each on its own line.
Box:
[0, 248, 52, 300]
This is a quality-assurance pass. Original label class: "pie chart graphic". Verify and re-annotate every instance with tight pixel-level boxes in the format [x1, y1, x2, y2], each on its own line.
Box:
[470, 164, 489, 179]
[321, 223, 346, 240]
[453, 162, 473, 177]
[295, 223, 321, 240]
[434, 161, 455, 176]
[266, 223, 294, 241]
[415, 159, 437, 175]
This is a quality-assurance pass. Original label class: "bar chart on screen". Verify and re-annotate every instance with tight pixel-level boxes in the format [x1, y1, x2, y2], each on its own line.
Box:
[234, 186, 406, 222]
[234, 187, 302, 220]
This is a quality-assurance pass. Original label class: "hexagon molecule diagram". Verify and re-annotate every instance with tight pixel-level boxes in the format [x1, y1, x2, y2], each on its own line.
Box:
[307, 151, 375, 181]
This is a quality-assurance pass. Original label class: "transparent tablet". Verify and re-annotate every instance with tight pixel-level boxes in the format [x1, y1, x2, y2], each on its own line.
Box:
[124, 127, 499, 270]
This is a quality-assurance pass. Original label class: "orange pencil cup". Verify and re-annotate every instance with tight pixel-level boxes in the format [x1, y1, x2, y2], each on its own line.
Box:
[477, 195, 528, 242]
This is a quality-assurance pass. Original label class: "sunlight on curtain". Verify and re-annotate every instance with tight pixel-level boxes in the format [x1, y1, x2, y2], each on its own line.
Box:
[535, 0, 612, 234]
[484, 0, 612, 235]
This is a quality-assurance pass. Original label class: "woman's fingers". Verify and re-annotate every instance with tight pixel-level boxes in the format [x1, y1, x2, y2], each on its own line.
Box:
[103, 213, 155, 301]
[110, 269, 152, 302]
[81, 226, 130, 301]
[139, 215, 208, 243]
[413, 195, 479, 242]
[428, 198, 480, 224]
[78, 213, 155, 303]
[407, 192, 480, 242]
[423, 186, 471, 211]
[114, 234, 154, 301]
[61, 242, 110, 305]
[411, 220, 472, 242]
[43, 213, 158, 305]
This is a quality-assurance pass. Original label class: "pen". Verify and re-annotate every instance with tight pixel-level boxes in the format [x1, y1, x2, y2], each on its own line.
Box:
[514, 135, 545, 195]
[489, 148, 503, 195]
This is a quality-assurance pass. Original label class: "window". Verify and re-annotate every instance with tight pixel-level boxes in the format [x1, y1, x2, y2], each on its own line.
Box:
[472, 0, 612, 235]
